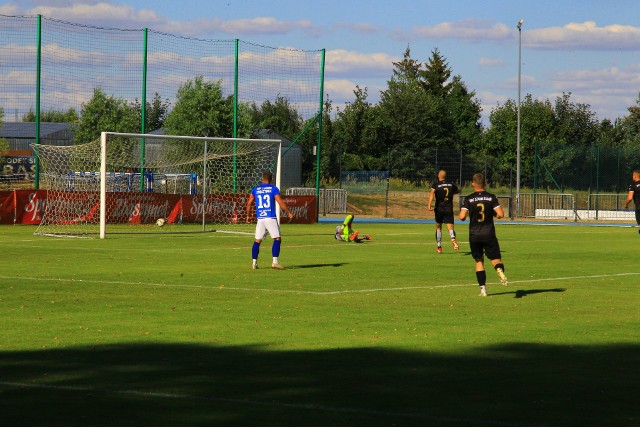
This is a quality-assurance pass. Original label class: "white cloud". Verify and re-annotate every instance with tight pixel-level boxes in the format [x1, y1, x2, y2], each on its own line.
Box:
[334, 22, 380, 34]
[478, 57, 504, 68]
[325, 79, 359, 99]
[526, 21, 640, 51]
[0, 4, 21, 15]
[395, 19, 512, 43]
[325, 49, 397, 78]
[6, 2, 322, 37]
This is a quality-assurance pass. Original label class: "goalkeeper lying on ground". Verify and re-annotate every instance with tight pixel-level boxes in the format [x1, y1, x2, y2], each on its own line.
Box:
[334, 214, 371, 242]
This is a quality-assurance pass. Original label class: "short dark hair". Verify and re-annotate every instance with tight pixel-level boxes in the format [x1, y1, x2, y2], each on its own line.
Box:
[262, 171, 273, 183]
[472, 173, 486, 187]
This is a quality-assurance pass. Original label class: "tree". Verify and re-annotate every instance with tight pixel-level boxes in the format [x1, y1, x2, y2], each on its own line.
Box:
[248, 95, 303, 140]
[332, 86, 386, 172]
[132, 92, 170, 133]
[22, 108, 78, 123]
[419, 48, 452, 99]
[164, 76, 234, 137]
[74, 88, 139, 144]
[553, 92, 599, 146]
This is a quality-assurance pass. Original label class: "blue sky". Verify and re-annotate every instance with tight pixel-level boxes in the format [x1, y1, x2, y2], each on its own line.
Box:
[3, 0, 640, 124]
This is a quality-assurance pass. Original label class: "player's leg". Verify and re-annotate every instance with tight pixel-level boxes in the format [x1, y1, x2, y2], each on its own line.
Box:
[252, 221, 267, 269]
[445, 220, 458, 251]
[264, 218, 285, 270]
[635, 209, 640, 233]
[470, 241, 487, 296]
[487, 238, 507, 285]
[435, 211, 443, 253]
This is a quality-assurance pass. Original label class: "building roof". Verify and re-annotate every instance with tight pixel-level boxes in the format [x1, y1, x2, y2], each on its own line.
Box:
[0, 122, 73, 138]
[252, 129, 294, 144]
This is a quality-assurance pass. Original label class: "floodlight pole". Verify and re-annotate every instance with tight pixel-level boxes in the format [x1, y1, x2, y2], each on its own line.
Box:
[516, 18, 524, 218]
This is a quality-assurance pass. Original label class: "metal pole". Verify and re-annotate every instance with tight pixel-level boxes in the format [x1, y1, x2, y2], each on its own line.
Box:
[140, 28, 148, 192]
[233, 39, 239, 193]
[516, 18, 523, 218]
[34, 15, 42, 190]
[315, 49, 326, 222]
[202, 141, 207, 231]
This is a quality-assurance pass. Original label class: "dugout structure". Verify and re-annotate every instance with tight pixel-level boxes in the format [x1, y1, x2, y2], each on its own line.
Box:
[33, 132, 282, 238]
[0, 14, 326, 205]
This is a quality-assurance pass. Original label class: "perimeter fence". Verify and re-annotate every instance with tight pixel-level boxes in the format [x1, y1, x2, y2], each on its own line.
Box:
[317, 144, 639, 221]
[0, 14, 324, 190]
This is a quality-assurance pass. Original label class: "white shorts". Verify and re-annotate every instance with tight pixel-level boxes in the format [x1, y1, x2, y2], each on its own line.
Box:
[255, 217, 281, 240]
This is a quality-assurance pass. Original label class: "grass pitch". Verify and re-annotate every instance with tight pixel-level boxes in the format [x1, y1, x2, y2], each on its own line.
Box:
[0, 222, 639, 426]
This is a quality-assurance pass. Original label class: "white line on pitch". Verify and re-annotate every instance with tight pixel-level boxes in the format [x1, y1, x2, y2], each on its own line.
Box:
[0, 381, 548, 427]
[1, 272, 638, 296]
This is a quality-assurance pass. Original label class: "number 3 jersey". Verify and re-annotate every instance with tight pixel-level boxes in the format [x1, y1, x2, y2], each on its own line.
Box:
[252, 183, 280, 219]
[461, 191, 501, 240]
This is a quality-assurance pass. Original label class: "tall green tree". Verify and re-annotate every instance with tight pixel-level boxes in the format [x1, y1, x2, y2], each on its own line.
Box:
[248, 95, 303, 140]
[132, 92, 170, 133]
[332, 86, 386, 172]
[164, 76, 234, 137]
[22, 108, 79, 123]
[74, 88, 138, 144]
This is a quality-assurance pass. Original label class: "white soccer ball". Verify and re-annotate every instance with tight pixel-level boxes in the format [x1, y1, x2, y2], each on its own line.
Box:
[156, 218, 166, 227]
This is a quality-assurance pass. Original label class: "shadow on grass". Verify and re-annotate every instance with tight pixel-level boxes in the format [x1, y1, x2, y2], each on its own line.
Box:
[288, 263, 348, 269]
[489, 288, 567, 298]
[0, 343, 637, 426]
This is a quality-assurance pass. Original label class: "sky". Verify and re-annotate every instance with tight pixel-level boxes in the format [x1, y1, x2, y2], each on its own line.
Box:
[2, 0, 640, 125]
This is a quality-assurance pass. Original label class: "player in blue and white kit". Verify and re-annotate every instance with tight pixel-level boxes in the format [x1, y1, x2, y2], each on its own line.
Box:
[246, 171, 294, 270]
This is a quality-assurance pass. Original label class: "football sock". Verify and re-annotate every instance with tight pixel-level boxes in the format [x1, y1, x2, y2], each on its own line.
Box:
[449, 229, 456, 240]
[476, 270, 486, 286]
[252, 242, 260, 260]
[436, 230, 442, 246]
[272, 256, 279, 264]
[494, 263, 505, 272]
[272, 239, 281, 257]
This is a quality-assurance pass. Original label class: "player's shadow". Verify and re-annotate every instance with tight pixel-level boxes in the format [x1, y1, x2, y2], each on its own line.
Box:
[288, 262, 347, 269]
[490, 288, 566, 298]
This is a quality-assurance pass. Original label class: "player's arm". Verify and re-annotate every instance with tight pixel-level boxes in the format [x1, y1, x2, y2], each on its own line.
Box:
[459, 207, 468, 221]
[428, 189, 435, 211]
[493, 205, 504, 219]
[274, 194, 294, 219]
[624, 190, 634, 209]
[245, 194, 255, 223]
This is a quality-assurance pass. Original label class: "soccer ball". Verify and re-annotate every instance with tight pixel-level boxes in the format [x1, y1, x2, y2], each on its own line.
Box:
[156, 218, 166, 227]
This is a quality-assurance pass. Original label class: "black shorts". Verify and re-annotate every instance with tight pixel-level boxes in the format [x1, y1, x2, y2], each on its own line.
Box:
[435, 209, 454, 225]
[469, 236, 502, 261]
[635, 209, 640, 225]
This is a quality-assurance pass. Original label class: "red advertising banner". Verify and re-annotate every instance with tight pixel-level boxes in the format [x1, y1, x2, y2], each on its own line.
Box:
[0, 190, 316, 225]
[281, 196, 317, 224]
[0, 191, 16, 224]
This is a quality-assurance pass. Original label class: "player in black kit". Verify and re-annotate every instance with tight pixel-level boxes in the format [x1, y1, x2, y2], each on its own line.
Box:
[459, 173, 508, 296]
[624, 169, 640, 233]
[428, 170, 460, 253]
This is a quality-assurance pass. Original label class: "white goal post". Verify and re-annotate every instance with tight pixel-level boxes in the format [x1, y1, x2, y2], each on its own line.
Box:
[34, 132, 282, 238]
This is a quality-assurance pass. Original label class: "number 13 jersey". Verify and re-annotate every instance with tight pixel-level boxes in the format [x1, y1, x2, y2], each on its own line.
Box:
[252, 183, 280, 219]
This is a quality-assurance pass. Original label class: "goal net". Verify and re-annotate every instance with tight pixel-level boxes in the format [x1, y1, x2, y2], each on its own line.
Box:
[33, 132, 282, 238]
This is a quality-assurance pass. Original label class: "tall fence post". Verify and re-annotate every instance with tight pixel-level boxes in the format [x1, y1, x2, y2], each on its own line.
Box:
[34, 14, 42, 190]
[233, 39, 239, 193]
[139, 27, 148, 192]
[314, 49, 326, 221]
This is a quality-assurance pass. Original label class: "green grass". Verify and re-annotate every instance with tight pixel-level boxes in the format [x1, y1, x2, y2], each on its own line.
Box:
[1, 223, 639, 426]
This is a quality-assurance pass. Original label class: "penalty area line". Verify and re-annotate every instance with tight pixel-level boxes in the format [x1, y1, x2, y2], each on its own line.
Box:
[1, 272, 638, 296]
[0, 381, 548, 427]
